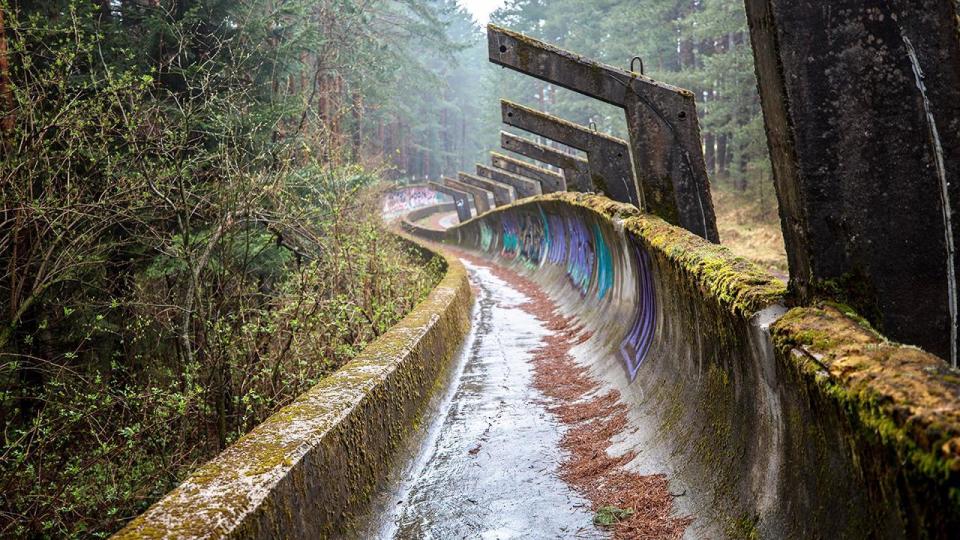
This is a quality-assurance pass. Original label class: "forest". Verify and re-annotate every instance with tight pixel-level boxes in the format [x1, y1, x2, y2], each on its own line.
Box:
[0, 0, 776, 537]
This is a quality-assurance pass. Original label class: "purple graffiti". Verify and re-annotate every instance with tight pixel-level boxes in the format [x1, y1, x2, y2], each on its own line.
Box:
[619, 242, 657, 381]
[501, 214, 520, 258]
[567, 217, 594, 294]
[547, 214, 566, 264]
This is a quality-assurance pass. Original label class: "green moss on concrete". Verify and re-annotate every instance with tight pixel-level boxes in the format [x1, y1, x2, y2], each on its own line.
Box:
[437, 192, 960, 533]
[726, 513, 761, 540]
[810, 271, 883, 333]
[772, 305, 960, 506]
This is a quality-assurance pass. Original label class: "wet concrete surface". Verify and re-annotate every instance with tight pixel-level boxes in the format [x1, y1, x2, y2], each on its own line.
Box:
[368, 261, 605, 540]
[414, 211, 459, 231]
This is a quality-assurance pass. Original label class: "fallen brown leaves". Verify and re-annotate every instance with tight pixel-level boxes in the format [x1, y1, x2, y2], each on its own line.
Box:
[456, 250, 691, 539]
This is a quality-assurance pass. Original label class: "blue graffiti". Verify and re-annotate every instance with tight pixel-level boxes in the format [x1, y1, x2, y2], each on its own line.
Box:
[547, 214, 567, 264]
[619, 243, 657, 381]
[593, 223, 613, 300]
[501, 214, 520, 257]
[567, 217, 594, 295]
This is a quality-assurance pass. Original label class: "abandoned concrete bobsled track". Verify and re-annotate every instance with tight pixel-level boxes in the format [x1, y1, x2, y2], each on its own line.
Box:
[408, 194, 960, 538]
[114, 195, 960, 539]
[358, 260, 607, 539]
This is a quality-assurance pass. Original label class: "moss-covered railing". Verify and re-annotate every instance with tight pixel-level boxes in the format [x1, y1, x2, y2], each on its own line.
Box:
[429, 191, 960, 538]
[112, 233, 472, 539]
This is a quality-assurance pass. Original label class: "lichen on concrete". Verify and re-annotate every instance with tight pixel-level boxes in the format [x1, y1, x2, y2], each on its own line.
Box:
[772, 304, 960, 490]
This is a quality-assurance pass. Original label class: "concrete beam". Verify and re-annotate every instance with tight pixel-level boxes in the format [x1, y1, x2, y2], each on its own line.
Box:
[501, 100, 639, 208]
[745, 1, 960, 365]
[490, 152, 566, 194]
[500, 131, 591, 192]
[457, 172, 515, 206]
[488, 25, 719, 243]
[427, 182, 473, 223]
[443, 177, 494, 214]
[476, 164, 542, 199]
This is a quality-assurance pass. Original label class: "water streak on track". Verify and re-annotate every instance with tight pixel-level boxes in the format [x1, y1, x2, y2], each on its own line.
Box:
[373, 261, 605, 539]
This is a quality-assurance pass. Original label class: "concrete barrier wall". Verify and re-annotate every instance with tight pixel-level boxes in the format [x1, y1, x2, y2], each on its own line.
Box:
[113, 234, 472, 539]
[439, 192, 960, 538]
[399, 203, 456, 243]
[381, 184, 450, 219]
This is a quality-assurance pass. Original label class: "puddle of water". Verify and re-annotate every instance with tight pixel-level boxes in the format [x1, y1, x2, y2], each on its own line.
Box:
[367, 262, 604, 540]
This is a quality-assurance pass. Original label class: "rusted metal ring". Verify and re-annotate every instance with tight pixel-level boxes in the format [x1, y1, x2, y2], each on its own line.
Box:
[630, 56, 644, 75]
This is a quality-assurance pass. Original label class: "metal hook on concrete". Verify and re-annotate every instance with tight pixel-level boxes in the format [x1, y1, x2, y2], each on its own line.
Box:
[497, 35, 508, 55]
[630, 56, 644, 75]
[589, 120, 598, 132]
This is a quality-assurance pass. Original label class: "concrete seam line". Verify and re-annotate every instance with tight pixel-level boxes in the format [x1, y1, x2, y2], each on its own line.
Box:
[111, 230, 474, 540]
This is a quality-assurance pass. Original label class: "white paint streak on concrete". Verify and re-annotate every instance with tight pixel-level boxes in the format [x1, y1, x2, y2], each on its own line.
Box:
[902, 32, 957, 367]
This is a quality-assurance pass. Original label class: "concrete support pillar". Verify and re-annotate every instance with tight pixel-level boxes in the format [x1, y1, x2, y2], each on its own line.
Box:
[501, 100, 638, 207]
[443, 177, 495, 214]
[500, 131, 590, 191]
[745, 1, 960, 365]
[476, 164, 542, 199]
[489, 25, 719, 243]
[457, 172, 516, 206]
[427, 182, 473, 223]
[490, 152, 566, 193]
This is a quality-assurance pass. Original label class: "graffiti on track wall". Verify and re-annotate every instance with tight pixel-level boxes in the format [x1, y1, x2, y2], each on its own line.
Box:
[501, 214, 520, 258]
[471, 206, 657, 383]
[567, 217, 594, 296]
[518, 210, 549, 268]
[382, 187, 447, 218]
[480, 221, 494, 252]
[593, 223, 613, 300]
[619, 241, 657, 381]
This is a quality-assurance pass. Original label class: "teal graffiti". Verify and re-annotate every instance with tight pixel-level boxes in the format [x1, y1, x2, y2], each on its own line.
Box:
[502, 215, 520, 256]
[593, 223, 614, 300]
[539, 207, 550, 258]
[480, 222, 494, 252]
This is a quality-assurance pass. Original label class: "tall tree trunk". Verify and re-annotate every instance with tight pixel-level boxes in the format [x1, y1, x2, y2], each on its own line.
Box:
[717, 133, 728, 177]
[350, 89, 363, 158]
[422, 148, 429, 181]
[736, 150, 749, 191]
[0, 6, 13, 145]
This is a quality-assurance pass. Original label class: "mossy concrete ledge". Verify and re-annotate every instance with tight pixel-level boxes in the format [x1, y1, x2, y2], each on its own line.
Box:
[399, 203, 455, 243]
[772, 305, 960, 536]
[112, 234, 472, 539]
[420, 191, 960, 538]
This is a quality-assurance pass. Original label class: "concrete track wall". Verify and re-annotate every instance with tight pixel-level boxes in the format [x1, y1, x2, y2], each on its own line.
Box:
[112, 233, 472, 539]
[400, 204, 456, 243]
[439, 193, 960, 538]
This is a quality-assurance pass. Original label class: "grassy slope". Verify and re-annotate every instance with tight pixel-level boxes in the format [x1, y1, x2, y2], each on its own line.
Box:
[711, 182, 788, 279]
